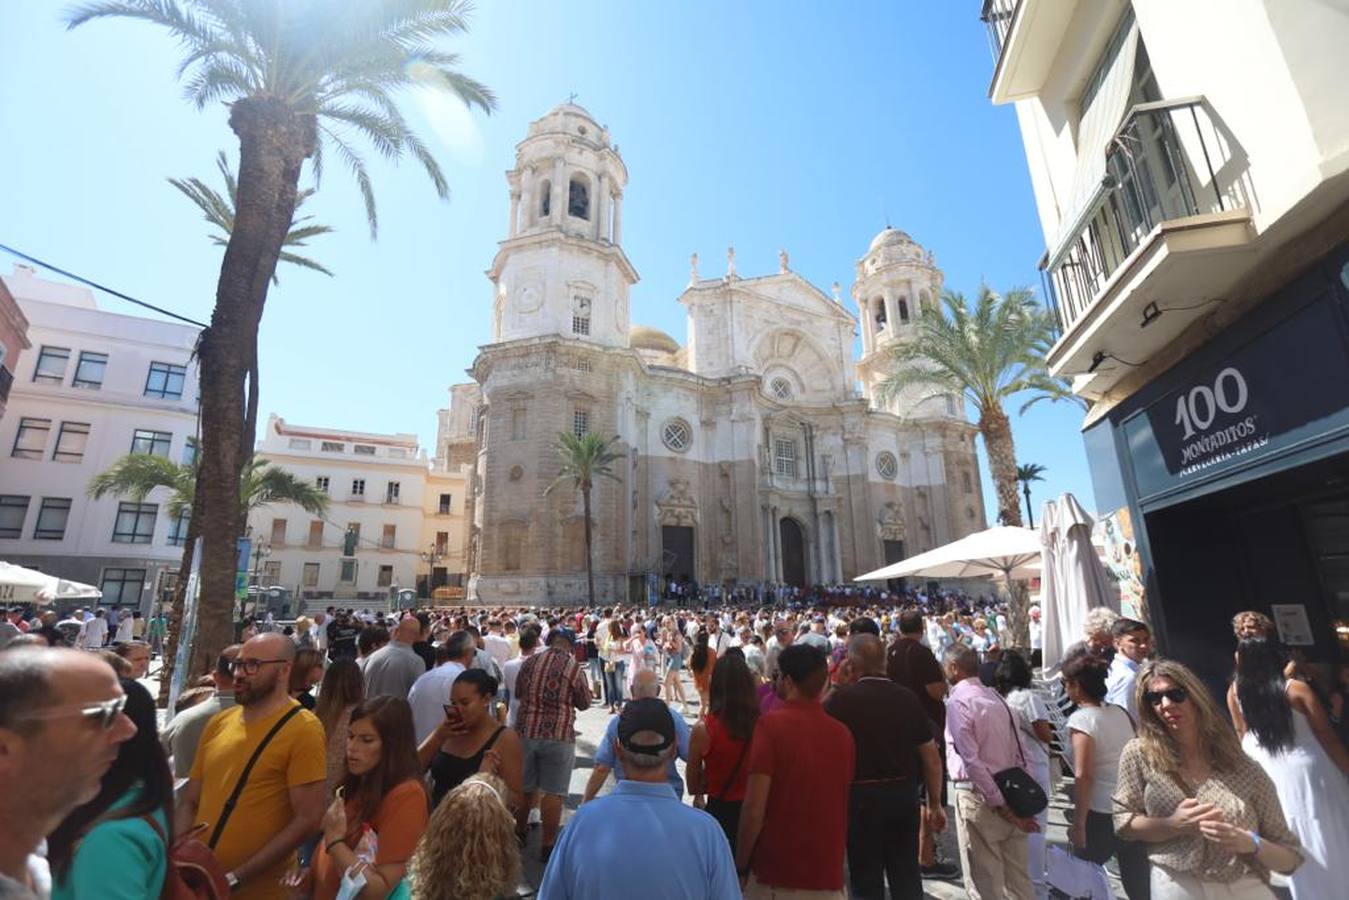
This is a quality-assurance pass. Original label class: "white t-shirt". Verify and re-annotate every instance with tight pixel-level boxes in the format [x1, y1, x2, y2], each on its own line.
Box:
[115, 616, 135, 643]
[1005, 687, 1051, 774]
[1067, 704, 1135, 813]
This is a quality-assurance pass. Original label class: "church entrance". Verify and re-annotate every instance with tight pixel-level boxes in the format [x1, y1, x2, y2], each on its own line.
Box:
[883, 539, 907, 592]
[661, 525, 696, 584]
[779, 518, 806, 587]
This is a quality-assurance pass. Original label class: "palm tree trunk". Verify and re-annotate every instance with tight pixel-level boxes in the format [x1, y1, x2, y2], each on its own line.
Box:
[191, 98, 314, 675]
[156, 507, 201, 705]
[1023, 484, 1035, 529]
[582, 480, 595, 607]
[979, 406, 1023, 529]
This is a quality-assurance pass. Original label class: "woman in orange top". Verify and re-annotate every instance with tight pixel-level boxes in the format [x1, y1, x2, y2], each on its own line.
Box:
[287, 696, 428, 900]
[689, 627, 717, 716]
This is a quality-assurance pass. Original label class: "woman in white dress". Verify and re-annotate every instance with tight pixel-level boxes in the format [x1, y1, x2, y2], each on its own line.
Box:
[1230, 637, 1349, 900]
[997, 650, 1054, 900]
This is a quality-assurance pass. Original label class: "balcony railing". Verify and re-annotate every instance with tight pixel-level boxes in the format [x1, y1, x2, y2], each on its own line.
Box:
[0, 366, 12, 404]
[980, 0, 1021, 65]
[1044, 98, 1247, 336]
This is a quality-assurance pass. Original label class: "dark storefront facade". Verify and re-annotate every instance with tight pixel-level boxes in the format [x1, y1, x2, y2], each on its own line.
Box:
[1084, 241, 1349, 691]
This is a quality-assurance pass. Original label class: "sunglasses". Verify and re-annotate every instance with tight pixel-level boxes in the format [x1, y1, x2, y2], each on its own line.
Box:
[1144, 687, 1189, 707]
[228, 658, 288, 675]
[18, 695, 128, 730]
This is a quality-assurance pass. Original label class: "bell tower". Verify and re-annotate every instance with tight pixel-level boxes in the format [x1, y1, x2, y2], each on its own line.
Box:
[488, 102, 637, 348]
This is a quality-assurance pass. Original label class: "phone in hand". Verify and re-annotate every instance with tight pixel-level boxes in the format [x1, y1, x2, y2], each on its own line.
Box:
[442, 704, 464, 731]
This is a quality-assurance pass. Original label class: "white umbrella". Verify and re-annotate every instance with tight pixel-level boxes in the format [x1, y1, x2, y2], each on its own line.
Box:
[1039, 493, 1118, 675]
[0, 561, 101, 605]
[854, 526, 1043, 582]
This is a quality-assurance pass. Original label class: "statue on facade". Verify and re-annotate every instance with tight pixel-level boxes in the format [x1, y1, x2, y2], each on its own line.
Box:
[689, 252, 699, 284]
[726, 245, 737, 278]
[779, 248, 789, 273]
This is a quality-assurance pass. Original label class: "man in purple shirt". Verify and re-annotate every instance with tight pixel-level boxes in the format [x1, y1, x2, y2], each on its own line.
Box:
[943, 646, 1038, 900]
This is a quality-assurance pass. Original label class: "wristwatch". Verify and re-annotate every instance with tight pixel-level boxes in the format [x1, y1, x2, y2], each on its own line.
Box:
[225, 872, 240, 892]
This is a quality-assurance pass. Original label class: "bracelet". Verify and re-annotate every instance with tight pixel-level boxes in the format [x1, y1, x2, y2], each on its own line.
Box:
[1249, 831, 1262, 854]
[326, 837, 347, 853]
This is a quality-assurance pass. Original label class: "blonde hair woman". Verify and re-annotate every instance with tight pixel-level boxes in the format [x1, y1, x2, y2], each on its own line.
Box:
[1114, 659, 1302, 899]
[409, 774, 520, 900]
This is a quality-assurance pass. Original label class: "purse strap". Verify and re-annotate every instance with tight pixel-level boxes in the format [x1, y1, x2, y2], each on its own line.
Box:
[208, 705, 303, 849]
[992, 690, 1028, 769]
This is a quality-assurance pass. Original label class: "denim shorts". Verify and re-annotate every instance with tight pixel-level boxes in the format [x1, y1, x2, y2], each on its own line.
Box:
[521, 737, 576, 795]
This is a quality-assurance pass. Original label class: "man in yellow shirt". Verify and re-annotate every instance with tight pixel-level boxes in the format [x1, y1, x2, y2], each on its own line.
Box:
[179, 633, 327, 899]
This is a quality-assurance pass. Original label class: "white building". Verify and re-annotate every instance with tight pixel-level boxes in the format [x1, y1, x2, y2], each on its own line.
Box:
[0, 264, 201, 612]
[983, 0, 1349, 685]
[246, 415, 469, 608]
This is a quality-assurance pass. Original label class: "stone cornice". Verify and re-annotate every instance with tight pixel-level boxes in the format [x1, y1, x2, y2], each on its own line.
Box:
[488, 228, 639, 284]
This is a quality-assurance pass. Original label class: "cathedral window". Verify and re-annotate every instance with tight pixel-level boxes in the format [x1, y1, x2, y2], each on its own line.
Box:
[568, 176, 590, 220]
[874, 299, 887, 330]
[539, 180, 552, 218]
[572, 296, 591, 336]
[773, 438, 797, 478]
[662, 419, 692, 453]
[573, 409, 590, 438]
[769, 377, 793, 401]
[898, 298, 910, 323]
[572, 315, 590, 335]
[876, 451, 897, 480]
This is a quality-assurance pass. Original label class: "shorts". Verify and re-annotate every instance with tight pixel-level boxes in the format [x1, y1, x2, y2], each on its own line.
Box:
[521, 737, 576, 795]
[665, 653, 683, 674]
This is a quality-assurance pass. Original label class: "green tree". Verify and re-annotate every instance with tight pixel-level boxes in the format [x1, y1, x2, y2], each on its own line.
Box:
[88, 452, 329, 699]
[68, 0, 495, 673]
[170, 150, 334, 283]
[545, 432, 624, 608]
[1016, 462, 1048, 529]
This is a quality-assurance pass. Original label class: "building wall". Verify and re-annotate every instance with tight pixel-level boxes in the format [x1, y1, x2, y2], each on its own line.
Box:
[0, 276, 31, 422]
[0, 265, 200, 613]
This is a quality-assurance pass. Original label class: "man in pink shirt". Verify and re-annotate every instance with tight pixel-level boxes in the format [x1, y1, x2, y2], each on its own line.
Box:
[943, 646, 1038, 899]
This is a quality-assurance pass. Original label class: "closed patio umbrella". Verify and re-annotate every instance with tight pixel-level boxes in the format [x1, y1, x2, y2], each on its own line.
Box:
[1039, 493, 1118, 676]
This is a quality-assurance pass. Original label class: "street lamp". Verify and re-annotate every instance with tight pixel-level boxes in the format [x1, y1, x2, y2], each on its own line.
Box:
[420, 543, 445, 600]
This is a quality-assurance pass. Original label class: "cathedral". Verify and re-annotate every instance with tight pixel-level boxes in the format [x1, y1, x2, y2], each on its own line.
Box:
[436, 103, 986, 605]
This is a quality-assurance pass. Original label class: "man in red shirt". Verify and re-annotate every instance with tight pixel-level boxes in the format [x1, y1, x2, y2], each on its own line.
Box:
[736, 643, 854, 899]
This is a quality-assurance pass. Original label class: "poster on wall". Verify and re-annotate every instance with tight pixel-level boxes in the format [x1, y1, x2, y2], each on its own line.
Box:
[1095, 507, 1147, 622]
[1270, 604, 1315, 646]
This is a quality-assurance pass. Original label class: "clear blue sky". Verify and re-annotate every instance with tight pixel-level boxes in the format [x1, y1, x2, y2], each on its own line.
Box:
[0, 1, 1094, 520]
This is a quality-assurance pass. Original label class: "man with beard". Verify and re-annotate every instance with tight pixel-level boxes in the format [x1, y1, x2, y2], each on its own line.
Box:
[179, 633, 326, 899]
[0, 648, 137, 898]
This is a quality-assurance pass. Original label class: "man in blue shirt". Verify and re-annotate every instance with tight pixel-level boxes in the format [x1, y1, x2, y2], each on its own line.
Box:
[1104, 617, 1151, 719]
[539, 698, 737, 900]
[581, 669, 689, 802]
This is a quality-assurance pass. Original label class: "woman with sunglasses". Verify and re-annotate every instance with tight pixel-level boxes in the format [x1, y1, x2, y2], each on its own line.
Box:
[1114, 659, 1302, 899]
[1229, 638, 1349, 900]
[48, 680, 172, 900]
[418, 669, 522, 811]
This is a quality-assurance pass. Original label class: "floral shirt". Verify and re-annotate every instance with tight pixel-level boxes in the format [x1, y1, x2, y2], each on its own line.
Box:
[514, 647, 591, 743]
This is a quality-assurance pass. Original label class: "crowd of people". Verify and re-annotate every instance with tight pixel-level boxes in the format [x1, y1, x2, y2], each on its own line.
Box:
[1, 597, 1347, 900]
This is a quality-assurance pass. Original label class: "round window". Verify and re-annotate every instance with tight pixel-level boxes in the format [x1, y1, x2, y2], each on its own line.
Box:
[770, 376, 794, 401]
[876, 451, 898, 480]
[662, 419, 692, 452]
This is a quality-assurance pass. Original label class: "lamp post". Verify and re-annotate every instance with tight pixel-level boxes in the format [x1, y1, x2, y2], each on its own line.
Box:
[420, 544, 445, 601]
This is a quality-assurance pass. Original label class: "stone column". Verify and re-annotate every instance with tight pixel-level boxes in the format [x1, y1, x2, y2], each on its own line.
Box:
[520, 178, 534, 231]
[551, 158, 565, 225]
[508, 192, 521, 237]
[771, 505, 782, 582]
[861, 300, 875, 356]
[612, 193, 623, 244]
[595, 173, 609, 242]
[884, 291, 900, 338]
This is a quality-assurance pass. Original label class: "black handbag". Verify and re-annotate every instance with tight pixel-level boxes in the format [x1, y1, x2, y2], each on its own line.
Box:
[992, 695, 1048, 819]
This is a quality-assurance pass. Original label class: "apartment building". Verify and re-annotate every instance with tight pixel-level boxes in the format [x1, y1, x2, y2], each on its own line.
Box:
[983, 0, 1349, 684]
[245, 415, 469, 608]
[0, 264, 200, 612]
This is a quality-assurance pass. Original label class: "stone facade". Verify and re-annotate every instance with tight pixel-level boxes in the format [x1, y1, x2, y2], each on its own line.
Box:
[439, 103, 987, 605]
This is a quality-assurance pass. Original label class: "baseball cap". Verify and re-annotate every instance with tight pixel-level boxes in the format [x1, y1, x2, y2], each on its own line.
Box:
[617, 698, 676, 754]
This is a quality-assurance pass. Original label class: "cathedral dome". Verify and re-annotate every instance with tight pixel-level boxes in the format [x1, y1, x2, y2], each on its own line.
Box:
[630, 324, 681, 354]
[868, 226, 916, 252]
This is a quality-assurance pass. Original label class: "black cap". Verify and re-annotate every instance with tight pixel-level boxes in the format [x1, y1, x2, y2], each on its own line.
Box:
[617, 698, 676, 754]
[550, 626, 577, 646]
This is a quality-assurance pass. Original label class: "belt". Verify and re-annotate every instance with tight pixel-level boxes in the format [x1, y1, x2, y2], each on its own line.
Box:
[951, 780, 974, 788]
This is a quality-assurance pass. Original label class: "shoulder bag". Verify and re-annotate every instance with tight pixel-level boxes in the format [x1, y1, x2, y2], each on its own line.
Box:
[207, 705, 304, 848]
[992, 693, 1048, 819]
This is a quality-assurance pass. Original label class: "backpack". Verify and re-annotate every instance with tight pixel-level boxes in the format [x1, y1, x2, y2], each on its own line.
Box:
[142, 817, 230, 900]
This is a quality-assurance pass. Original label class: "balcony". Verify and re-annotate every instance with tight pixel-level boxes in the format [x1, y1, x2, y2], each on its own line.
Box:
[982, 0, 1089, 104]
[1043, 98, 1255, 395]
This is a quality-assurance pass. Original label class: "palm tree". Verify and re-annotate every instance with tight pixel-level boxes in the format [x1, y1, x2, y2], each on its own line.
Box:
[1016, 463, 1048, 529]
[68, 1, 495, 673]
[89, 453, 329, 701]
[545, 432, 624, 607]
[170, 150, 334, 283]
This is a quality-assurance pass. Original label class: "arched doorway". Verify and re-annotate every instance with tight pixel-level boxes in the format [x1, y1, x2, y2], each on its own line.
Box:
[779, 518, 806, 587]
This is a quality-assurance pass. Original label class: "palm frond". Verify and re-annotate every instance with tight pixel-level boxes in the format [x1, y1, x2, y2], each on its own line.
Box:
[321, 123, 379, 238]
[86, 453, 194, 507]
[276, 251, 334, 277]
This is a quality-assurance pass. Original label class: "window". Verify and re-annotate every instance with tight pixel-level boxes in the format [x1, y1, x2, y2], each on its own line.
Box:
[315, 476, 330, 494]
[351, 479, 366, 498]
[302, 562, 320, 587]
[770, 377, 794, 401]
[572, 358, 592, 373]
[572, 409, 589, 438]
[52, 422, 90, 462]
[131, 429, 172, 458]
[945, 395, 958, 416]
[167, 510, 189, 546]
[381, 524, 396, 549]
[568, 176, 590, 219]
[99, 568, 145, 606]
[438, 493, 452, 515]
[182, 438, 198, 467]
[144, 361, 187, 399]
[572, 315, 590, 336]
[876, 451, 898, 480]
[774, 438, 798, 478]
[321, 441, 345, 453]
[339, 560, 358, 584]
[32, 346, 70, 384]
[384, 482, 400, 504]
[377, 565, 394, 588]
[34, 498, 72, 540]
[662, 419, 691, 452]
[12, 417, 51, 459]
[262, 560, 282, 584]
[873, 300, 887, 329]
[898, 298, 910, 323]
[962, 471, 973, 494]
[72, 351, 108, 389]
[436, 531, 449, 555]
[539, 179, 552, 218]
[572, 296, 591, 336]
[511, 408, 527, 441]
[307, 520, 324, 549]
[354, 444, 376, 456]
[288, 438, 312, 450]
[270, 518, 287, 545]
[0, 495, 29, 538]
[112, 502, 157, 544]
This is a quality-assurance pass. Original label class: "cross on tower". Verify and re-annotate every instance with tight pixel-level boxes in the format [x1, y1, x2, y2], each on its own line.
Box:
[567, 91, 579, 104]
